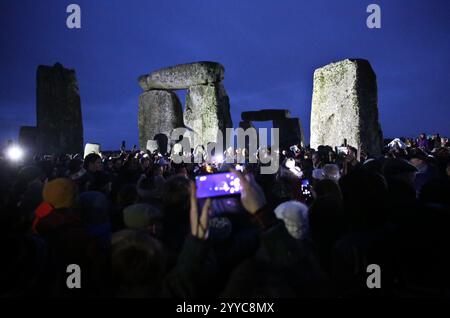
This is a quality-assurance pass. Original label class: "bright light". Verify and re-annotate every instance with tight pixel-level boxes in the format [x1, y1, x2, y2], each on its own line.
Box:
[7, 145, 24, 161]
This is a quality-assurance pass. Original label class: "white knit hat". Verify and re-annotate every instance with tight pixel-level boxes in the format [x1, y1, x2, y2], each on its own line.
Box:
[274, 200, 309, 240]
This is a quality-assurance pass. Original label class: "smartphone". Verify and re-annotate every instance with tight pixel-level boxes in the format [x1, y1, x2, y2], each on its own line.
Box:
[337, 146, 348, 155]
[195, 172, 241, 199]
[301, 179, 312, 198]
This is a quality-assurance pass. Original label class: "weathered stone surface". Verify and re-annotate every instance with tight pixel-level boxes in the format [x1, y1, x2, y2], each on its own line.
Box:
[238, 120, 255, 130]
[184, 83, 232, 148]
[238, 121, 258, 152]
[139, 61, 224, 90]
[310, 59, 383, 155]
[36, 63, 83, 154]
[273, 118, 304, 150]
[241, 109, 291, 122]
[146, 140, 159, 153]
[19, 126, 38, 154]
[138, 90, 184, 150]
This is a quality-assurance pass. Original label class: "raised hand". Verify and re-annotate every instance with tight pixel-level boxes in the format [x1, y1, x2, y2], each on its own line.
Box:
[230, 168, 266, 214]
[189, 182, 211, 240]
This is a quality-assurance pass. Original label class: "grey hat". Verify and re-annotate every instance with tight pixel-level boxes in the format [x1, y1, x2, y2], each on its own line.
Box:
[323, 164, 340, 182]
[274, 200, 309, 240]
[123, 203, 161, 230]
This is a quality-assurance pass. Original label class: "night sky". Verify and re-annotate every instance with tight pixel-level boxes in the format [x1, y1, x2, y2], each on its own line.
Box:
[1, 0, 449, 150]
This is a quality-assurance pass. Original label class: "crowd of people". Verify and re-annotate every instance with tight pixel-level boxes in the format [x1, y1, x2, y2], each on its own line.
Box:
[0, 133, 449, 298]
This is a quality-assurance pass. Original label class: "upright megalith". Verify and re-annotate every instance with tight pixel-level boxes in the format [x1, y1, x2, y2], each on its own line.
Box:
[310, 59, 383, 155]
[184, 82, 232, 147]
[239, 109, 303, 150]
[273, 118, 304, 150]
[36, 63, 83, 154]
[138, 61, 232, 150]
[139, 62, 224, 90]
[138, 90, 184, 151]
[238, 120, 255, 131]
[19, 126, 38, 155]
[238, 120, 258, 152]
[241, 109, 291, 122]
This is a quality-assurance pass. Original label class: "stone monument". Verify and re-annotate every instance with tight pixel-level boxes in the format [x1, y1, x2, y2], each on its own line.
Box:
[310, 59, 383, 155]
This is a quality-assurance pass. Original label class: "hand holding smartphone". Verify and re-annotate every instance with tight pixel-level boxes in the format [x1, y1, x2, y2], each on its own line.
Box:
[195, 172, 241, 199]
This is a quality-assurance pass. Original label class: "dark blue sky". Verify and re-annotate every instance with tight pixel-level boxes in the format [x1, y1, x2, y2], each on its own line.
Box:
[1, 0, 449, 150]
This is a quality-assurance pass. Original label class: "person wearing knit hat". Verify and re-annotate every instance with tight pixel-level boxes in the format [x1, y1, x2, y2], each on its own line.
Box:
[123, 203, 163, 237]
[32, 178, 77, 234]
[43, 178, 77, 209]
[274, 200, 309, 240]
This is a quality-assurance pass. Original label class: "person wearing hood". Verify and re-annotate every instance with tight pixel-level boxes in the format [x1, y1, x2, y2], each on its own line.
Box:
[76, 191, 112, 250]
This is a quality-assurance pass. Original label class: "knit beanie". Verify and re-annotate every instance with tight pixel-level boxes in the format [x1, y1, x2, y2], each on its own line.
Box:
[123, 203, 161, 230]
[42, 178, 76, 209]
[274, 200, 309, 240]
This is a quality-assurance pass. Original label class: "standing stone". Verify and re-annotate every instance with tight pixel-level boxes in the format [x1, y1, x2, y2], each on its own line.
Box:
[138, 90, 184, 151]
[241, 109, 291, 122]
[238, 120, 255, 131]
[184, 83, 232, 148]
[139, 62, 224, 90]
[238, 120, 259, 152]
[19, 126, 38, 155]
[310, 59, 383, 155]
[273, 118, 304, 150]
[146, 140, 159, 153]
[36, 63, 83, 154]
